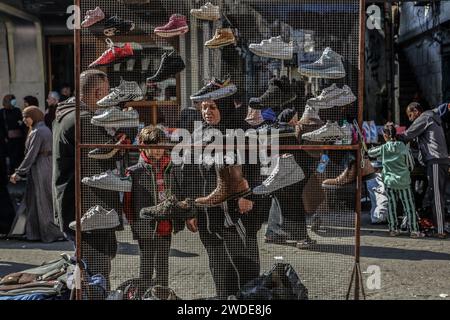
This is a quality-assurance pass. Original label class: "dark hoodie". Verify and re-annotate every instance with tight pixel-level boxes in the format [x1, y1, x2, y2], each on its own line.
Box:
[52, 98, 77, 235]
[399, 109, 449, 164]
[52, 98, 122, 241]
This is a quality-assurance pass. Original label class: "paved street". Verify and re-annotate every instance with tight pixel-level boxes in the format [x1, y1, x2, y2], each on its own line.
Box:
[1, 211, 449, 300]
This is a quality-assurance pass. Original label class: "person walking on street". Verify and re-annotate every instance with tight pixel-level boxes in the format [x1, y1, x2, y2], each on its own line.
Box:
[9, 106, 64, 242]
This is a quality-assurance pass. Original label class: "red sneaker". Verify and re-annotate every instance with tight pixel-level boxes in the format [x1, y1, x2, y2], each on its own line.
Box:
[89, 38, 134, 68]
[154, 14, 188, 38]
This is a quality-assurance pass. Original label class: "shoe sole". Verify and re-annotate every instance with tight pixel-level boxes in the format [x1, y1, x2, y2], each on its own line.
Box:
[81, 17, 104, 28]
[308, 95, 357, 109]
[249, 47, 293, 60]
[97, 94, 144, 107]
[155, 26, 189, 37]
[89, 54, 134, 68]
[81, 179, 132, 193]
[190, 84, 237, 102]
[88, 147, 120, 160]
[194, 189, 252, 208]
[205, 39, 237, 48]
[91, 119, 140, 128]
[321, 174, 375, 190]
[302, 134, 344, 143]
[299, 67, 346, 79]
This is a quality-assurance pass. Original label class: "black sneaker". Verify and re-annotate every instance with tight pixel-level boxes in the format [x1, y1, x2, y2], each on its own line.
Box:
[104, 16, 135, 37]
[249, 76, 298, 109]
[246, 121, 296, 138]
[190, 76, 237, 102]
[146, 51, 185, 83]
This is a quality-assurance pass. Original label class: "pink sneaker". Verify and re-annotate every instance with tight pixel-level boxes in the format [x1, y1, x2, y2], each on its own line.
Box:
[81, 7, 105, 28]
[154, 14, 189, 38]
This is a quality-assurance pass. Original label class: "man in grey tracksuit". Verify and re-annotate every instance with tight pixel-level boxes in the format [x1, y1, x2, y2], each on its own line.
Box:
[399, 102, 449, 238]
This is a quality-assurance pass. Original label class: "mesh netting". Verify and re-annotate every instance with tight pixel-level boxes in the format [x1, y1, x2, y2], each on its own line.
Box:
[77, 0, 363, 300]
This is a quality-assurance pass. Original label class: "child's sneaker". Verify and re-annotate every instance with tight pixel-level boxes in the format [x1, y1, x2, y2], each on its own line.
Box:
[389, 230, 401, 237]
[410, 231, 426, 238]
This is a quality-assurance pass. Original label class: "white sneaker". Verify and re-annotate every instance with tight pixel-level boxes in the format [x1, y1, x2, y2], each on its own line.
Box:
[302, 121, 345, 142]
[82, 169, 132, 192]
[249, 36, 293, 60]
[97, 79, 143, 107]
[91, 107, 139, 128]
[190, 2, 221, 21]
[298, 47, 346, 79]
[307, 84, 356, 109]
[69, 205, 120, 232]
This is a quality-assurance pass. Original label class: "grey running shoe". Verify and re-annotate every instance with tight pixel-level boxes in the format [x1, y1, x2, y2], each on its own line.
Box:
[298, 47, 346, 79]
[140, 195, 194, 220]
[91, 107, 139, 128]
[97, 79, 143, 107]
[307, 84, 356, 109]
[249, 36, 293, 60]
[82, 170, 132, 192]
[69, 205, 120, 232]
[253, 154, 305, 195]
[301, 121, 345, 143]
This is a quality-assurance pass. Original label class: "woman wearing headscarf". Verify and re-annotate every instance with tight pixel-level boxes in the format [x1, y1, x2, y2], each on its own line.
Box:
[9, 106, 64, 242]
[172, 96, 260, 298]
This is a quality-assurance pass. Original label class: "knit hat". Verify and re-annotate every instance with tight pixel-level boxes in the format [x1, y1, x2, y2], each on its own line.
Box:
[22, 106, 44, 124]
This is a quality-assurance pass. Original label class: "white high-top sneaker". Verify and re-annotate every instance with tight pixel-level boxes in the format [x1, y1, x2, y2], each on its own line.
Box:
[249, 36, 294, 60]
[298, 47, 346, 79]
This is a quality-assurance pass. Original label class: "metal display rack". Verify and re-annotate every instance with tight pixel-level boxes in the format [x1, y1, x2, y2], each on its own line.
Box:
[74, 0, 366, 300]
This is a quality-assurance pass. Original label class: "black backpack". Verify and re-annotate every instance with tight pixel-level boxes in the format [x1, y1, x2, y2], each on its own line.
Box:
[236, 263, 308, 300]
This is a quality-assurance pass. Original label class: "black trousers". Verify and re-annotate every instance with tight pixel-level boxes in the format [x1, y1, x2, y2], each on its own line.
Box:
[80, 231, 117, 299]
[137, 235, 171, 288]
[198, 217, 259, 299]
[426, 163, 448, 234]
[6, 138, 25, 174]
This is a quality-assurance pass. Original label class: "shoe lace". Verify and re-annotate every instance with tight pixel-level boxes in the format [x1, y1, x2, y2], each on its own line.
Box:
[101, 38, 116, 57]
[263, 160, 280, 185]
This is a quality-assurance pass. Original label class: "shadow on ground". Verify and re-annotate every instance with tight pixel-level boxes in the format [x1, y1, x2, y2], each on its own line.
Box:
[0, 261, 37, 276]
[117, 242, 199, 258]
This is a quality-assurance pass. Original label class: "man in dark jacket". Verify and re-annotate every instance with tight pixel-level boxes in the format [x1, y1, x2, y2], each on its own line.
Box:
[399, 102, 449, 238]
[52, 69, 119, 295]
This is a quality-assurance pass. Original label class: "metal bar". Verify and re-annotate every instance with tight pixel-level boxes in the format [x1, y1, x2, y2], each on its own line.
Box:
[77, 143, 360, 151]
[354, 0, 367, 300]
[74, 0, 82, 301]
